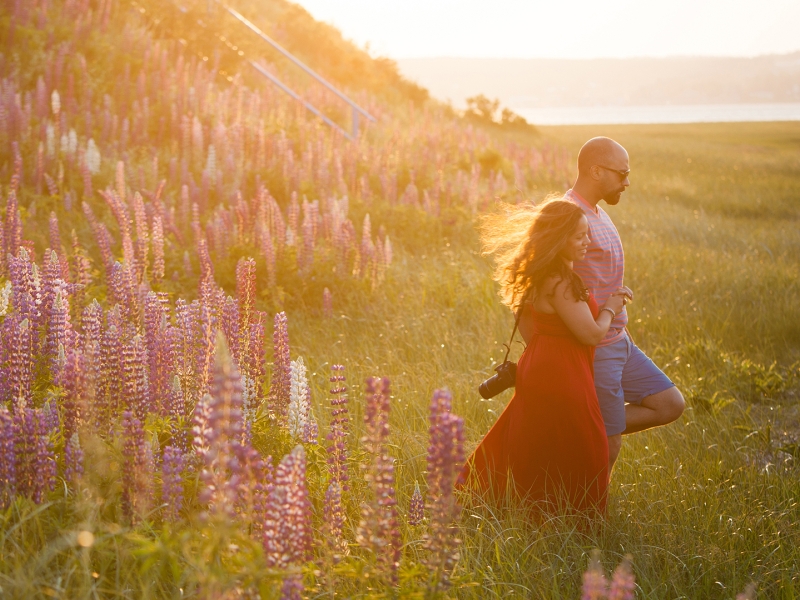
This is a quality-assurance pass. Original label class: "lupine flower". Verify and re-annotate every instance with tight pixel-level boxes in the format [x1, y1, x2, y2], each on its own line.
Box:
[324, 480, 348, 557]
[0, 281, 12, 316]
[121, 410, 149, 521]
[85, 139, 101, 174]
[582, 550, 609, 600]
[8, 316, 33, 409]
[408, 481, 424, 526]
[287, 357, 310, 440]
[161, 445, 185, 522]
[262, 445, 312, 572]
[423, 389, 465, 590]
[64, 431, 84, 484]
[608, 556, 636, 600]
[269, 312, 291, 421]
[327, 364, 350, 491]
[13, 405, 57, 504]
[356, 376, 400, 578]
[151, 215, 165, 282]
[280, 575, 304, 600]
[197, 336, 246, 517]
[0, 407, 16, 508]
[736, 584, 757, 600]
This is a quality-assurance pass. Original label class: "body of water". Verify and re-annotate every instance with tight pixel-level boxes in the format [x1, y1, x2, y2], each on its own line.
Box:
[513, 103, 800, 126]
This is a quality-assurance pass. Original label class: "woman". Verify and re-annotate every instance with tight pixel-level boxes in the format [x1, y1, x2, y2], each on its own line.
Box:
[460, 198, 629, 514]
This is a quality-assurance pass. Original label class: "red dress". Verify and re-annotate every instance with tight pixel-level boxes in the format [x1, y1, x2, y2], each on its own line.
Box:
[461, 296, 609, 514]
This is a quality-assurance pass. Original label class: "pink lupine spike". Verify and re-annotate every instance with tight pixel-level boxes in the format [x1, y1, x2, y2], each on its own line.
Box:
[582, 550, 609, 600]
[608, 556, 636, 600]
[0, 407, 16, 509]
[408, 481, 424, 526]
[132, 191, 149, 282]
[262, 445, 312, 571]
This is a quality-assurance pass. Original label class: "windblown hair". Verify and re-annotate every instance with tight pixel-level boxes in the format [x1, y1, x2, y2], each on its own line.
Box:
[480, 196, 589, 310]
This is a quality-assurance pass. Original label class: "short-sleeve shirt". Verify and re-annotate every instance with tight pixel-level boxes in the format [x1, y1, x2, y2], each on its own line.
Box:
[565, 189, 627, 346]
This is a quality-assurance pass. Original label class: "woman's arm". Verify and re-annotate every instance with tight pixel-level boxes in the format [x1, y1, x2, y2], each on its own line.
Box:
[551, 280, 626, 346]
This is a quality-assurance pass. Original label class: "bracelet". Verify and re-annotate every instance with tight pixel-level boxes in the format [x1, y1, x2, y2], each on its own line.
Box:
[599, 307, 616, 319]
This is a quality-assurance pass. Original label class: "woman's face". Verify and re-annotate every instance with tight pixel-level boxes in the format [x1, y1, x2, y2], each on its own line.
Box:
[560, 215, 590, 262]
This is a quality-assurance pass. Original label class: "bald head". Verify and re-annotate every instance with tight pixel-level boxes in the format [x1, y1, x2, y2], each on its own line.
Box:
[572, 137, 630, 207]
[577, 137, 627, 176]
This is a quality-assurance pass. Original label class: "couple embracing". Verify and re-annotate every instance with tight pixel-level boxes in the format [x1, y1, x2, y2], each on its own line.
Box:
[461, 137, 685, 514]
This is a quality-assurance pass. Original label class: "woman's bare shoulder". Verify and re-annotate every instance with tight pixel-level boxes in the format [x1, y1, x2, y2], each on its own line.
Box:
[541, 273, 566, 297]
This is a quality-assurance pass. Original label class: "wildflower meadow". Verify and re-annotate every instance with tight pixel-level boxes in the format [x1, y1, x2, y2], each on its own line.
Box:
[0, 0, 798, 598]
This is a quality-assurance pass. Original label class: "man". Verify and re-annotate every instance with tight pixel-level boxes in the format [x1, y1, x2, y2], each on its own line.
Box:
[566, 136, 685, 474]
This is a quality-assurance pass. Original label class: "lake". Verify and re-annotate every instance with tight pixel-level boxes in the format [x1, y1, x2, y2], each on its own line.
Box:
[513, 103, 800, 126]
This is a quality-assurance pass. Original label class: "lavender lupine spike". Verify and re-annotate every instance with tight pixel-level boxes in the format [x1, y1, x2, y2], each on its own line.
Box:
[0, 407, 16, 508]
[198, 336, 245, 517]
[47, 287, 72, 375]
[356, 377, 401, 578]
[262, 445, 312, 578]
[64, 432, 84, 484]
[14, 406, 57, 503]
[280, 576, 304, 600]
[121, 410, 149, 522]
[408, 481, 424, 526]
[327, 365, 350, 491]
[161, 445, 185, 522]
[324, 481, 348, 558]
[582, 550, 609, 600]
[235, 257, 256, 336]
[607, 556, 636, 600]
[123, 334, 150, 422]
[268, 312, 291, 421]
[423, 389, 465, 591]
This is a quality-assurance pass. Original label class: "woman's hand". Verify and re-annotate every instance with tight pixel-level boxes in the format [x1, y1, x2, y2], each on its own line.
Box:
[603, 287, 631, 315]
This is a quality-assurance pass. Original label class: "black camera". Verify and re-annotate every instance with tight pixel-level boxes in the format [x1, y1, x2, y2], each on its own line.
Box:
[479, 360, 517, 399]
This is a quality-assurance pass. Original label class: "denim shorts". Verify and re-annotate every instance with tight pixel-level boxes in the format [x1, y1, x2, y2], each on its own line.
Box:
[594, 333, 674, 436]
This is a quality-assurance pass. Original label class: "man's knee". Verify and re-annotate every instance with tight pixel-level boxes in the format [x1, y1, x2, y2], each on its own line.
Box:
[644, 386, 685, 424]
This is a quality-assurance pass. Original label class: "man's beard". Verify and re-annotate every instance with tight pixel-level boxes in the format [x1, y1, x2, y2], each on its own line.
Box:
[603, 188, 625, 205]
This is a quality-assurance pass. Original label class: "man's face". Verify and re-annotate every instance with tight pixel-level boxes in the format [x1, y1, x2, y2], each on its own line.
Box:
[599, 148, 630, 206]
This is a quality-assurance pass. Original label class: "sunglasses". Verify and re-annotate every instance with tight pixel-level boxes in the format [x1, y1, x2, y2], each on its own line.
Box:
[598, 165, 631, 180]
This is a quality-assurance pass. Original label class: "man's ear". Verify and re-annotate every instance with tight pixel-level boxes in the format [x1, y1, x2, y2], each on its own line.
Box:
[589, 165, 602, 181]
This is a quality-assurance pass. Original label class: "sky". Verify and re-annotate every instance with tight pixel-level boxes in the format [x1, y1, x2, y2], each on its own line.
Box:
[293, 0, 800, 59]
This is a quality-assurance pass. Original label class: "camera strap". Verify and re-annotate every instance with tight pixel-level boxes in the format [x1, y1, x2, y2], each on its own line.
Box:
[502, 289, 530, 364]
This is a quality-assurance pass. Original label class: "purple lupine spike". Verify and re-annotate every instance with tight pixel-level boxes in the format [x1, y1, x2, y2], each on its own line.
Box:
[121, 410, 149, 522]
[608, 556, 635, 600]
[98, 308, 124, 430]
[82, 202, 113, 272]
[0, 407, 16, 509]
[70, 229, 93, 289]
[423, 389, 465, 591]
[582, 551, 609, 600]
[262, 445, 312, 573]
[244, 316, 266, 410]
[280, 575, 303, 600]
[64, 432, 84, 484]
[268, 312, 291, 421]
[408, 481, 424, 526]
[324, 481, 347, 557]
[46, 286, 73, 376]
[41, 249, 61, 324]
[14, 406, 56, 504]
[356, 377, 400, 578]
[195, 303, 216, 398]
[322, 287, 333, 318]
[151, 215, 165, 282]
[4, 191, 22, 264]
[197, 336, 246, 516]
[327, 364, 350, 491]
[168, 375, 186, 421]
[59, 348, 83, 445]
[8, 316, 33, 410]
[123, 334, 150, 422]
[161, 445, 185, 522]
[8, 248, 41, 329]
[235, 443, 273, 527]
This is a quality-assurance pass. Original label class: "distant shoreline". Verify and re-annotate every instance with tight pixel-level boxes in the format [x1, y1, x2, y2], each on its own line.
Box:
[513, 103, 800, 126]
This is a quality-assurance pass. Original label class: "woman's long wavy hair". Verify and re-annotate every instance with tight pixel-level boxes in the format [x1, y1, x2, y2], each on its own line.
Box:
[480, 196, 589, 311]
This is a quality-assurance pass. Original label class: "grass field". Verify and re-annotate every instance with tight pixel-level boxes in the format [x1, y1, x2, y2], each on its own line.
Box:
[2, 4, 800, 594]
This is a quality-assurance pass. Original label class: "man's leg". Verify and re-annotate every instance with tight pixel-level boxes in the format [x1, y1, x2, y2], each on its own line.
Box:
[592, 338, 628, 476]
[621, 342, 684, 435]
[624, 386, 685, 434]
